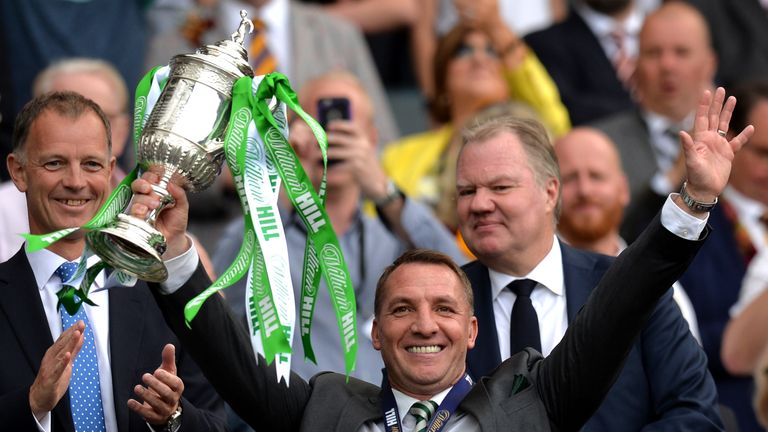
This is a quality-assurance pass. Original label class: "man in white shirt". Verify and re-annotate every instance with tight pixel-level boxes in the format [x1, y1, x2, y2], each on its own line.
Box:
[143, 87, 751, 431]
[458, 108, 721, 427]
[0, 91, 225, 431]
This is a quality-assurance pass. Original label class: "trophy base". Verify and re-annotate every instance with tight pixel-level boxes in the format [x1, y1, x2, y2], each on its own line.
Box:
[86, 214, 169, 282]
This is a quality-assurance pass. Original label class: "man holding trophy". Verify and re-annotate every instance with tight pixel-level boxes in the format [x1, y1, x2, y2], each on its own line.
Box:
[136, 86, 752, 430]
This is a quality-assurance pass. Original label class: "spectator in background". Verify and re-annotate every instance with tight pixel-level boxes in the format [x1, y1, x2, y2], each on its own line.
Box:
[526, 0, 643, 125]
[0, 0, 149, 181]
[631, 78, 768, 431]
[412, 0, 568, 97]
[555, 126, 701, 342]
[0, 59, 130, 263]
[213, 71, 465, 386]
[382, 22, 570, 233]
[685, 0, 768, 89]
[594, 1, 716, 204]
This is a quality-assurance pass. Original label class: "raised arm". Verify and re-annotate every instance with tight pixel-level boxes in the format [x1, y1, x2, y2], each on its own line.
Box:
[537, 87, 753, 430]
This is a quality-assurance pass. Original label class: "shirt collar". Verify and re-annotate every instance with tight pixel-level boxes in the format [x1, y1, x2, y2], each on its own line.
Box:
[392, 386, 452, 424]
[724, 185, 767, 222]
[26, 248, 106, 292]
[576, 3, 643, 39]
[642, 110, 694, 134]
[487, 236, 565, 300]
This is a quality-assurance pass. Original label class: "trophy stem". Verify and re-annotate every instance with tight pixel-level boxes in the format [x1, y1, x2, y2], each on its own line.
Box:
[145, 168, 176, 224]
[85, 168, 177, 282]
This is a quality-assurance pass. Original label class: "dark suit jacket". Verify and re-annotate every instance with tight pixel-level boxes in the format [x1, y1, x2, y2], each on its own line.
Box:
[678, 205, 758, 431]
[619, 193, 760, 431]
[464, 241, 721, 430]
[0, 249, 226, 431]
[525, 8, 634, 125]
[685, 0, 768, 87]
[153, 215, 710, 431]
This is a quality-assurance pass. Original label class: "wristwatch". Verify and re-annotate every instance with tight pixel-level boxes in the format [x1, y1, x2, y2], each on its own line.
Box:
[373, 179, 403, 207]
[163, 406, 182, 432]
[679, 181, 718, 212]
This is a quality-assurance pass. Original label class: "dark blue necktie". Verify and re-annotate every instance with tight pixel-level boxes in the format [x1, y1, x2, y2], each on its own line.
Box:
[55, 262, 107, 432]
[508, 278, 541, 356]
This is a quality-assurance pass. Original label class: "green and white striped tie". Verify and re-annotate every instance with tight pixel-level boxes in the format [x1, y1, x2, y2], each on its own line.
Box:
[409, 400, 438, 432]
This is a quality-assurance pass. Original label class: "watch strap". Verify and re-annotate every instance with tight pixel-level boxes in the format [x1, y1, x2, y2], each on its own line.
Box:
[679, 181, 717, 212]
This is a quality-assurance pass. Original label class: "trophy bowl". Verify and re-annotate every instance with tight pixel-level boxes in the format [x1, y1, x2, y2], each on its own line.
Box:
[86, 12, 255, 282]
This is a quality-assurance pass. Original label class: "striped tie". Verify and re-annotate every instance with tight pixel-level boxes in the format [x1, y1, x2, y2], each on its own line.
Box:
[409, 400, 438, 432]
[249, 18, 277, 76]
[56, 262, 107, 432]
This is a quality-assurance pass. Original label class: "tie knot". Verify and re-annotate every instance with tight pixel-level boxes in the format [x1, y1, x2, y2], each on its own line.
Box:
[409, 400, 438, 428]
[508, 279, 537, 297]
[54, 262, 79, 283]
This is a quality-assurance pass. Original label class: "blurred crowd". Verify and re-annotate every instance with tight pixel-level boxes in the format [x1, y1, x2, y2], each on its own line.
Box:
[2, 0, 768, 430]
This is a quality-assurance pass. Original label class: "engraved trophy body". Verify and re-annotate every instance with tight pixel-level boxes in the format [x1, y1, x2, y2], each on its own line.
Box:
[86, 12, 255, 282]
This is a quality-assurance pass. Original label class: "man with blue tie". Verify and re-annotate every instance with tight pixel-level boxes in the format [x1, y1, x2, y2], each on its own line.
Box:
[0, 91, 226, 431]
[457, 107, 723, 428]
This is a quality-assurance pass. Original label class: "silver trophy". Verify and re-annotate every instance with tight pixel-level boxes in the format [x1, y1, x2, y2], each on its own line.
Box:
[86, 11, 255, 282]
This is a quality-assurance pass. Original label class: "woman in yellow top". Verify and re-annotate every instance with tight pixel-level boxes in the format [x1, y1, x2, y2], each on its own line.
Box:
[382, 18, 570, 234]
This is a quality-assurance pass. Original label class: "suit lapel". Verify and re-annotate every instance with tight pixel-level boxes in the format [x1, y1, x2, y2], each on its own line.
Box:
[0, 250, 75, 431]
[334, 391, 381, 431]
[108, 282, 148, 431]
[463, 261, 502, 380]
[561, 242, 603, 321]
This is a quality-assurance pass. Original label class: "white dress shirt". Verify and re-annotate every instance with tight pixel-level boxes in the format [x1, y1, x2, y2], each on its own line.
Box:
[489, 195, 707, 360]
[489, 238, 567, 358]
[723, 186, 768, 317]
[723, 186, 768, 252]
[29, 241, 200, 432]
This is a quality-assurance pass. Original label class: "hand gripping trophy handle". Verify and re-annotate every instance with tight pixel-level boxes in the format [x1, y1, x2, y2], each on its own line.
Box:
[86, 11, 255, 282]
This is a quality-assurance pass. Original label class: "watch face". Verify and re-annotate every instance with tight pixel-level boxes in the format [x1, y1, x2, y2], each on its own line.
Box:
[165, 408, 182, 431]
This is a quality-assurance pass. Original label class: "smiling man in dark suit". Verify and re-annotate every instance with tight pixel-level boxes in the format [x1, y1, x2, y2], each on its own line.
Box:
[140, 87, 750, 431]
[0, 91, 226, 431]
[457, 104, 724, 428]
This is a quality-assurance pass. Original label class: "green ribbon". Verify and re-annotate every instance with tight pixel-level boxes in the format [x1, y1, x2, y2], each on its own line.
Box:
[57, 285, 98, 316]
[254, 73, 358, 377]
[184, 72, 358, 377]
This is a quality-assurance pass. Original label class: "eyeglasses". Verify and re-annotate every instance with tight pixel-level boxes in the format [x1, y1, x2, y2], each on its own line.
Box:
[453, 42, 499, 59]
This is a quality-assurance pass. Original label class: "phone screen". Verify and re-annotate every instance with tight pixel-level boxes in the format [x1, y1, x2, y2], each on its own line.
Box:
[317, 97, 351, 129]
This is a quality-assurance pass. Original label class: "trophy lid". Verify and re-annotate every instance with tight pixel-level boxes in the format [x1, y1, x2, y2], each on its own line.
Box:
[173, 10, 255, 78]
